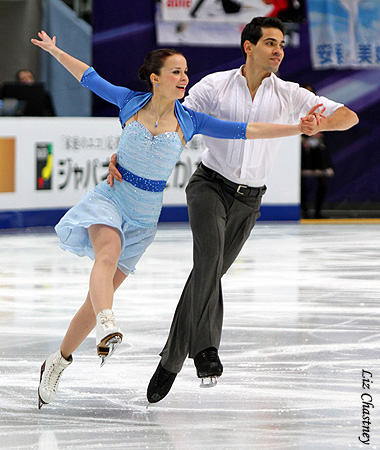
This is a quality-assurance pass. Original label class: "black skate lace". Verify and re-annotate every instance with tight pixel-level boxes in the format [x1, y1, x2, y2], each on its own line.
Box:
[202, 349, 218, 362]
[157, 366, 174, 386]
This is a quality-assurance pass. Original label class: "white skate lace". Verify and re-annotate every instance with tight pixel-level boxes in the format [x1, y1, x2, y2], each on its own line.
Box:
[98, 312, 116, 330]
[44, 360, 65, 393]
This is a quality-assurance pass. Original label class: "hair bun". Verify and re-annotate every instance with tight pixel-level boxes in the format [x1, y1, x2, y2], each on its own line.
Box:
[138, 64, 149, 82]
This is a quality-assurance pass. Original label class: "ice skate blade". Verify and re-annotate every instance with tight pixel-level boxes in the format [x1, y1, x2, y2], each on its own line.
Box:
[38, 396, 45, 409]
[199, 376, 218, 388]
[38, 362, 47, 409]
[97, 335, 122, 367]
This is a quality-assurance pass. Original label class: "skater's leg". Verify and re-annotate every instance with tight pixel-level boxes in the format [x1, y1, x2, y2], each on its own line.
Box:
[39, 268, 127, 408]
[187, 175, 265, 359]
[221, 189, 264, 277]
[160, 271, 194, 373]
[88, 224, 122, 314]
[190, 184, 264, 386]
[148, 168, 265, 402]
[160, 171, 264, 369]
[60, 268, 127, 359]
[186, 181, 227, 359]
[159, 172, 228, 372]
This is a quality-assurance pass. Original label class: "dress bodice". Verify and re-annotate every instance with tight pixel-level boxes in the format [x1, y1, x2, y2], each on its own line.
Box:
[117, 120, 183, 180]
[94, 120, 183, 226]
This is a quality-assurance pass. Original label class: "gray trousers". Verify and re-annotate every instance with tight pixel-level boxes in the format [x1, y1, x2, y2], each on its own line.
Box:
[160, 164, 266, 373]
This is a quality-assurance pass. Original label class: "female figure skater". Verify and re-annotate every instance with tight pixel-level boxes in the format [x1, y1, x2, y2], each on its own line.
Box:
[31, 30, 323, 409]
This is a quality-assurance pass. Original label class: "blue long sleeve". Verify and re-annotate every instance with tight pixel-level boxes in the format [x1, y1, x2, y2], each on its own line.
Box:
[185, 107, 247, 140]
[80, 67, 134, 109]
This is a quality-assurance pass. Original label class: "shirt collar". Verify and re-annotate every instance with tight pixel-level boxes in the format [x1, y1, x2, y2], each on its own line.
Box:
[234, 66, 276, 86]
[234, 65, 246, 80]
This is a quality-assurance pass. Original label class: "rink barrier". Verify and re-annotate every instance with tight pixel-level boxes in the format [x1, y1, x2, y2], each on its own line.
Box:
[0, 118, 301, 229]
[0, 205, 300, 229]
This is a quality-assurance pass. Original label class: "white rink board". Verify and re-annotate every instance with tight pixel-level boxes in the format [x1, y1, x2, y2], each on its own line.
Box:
[0, 117, 300, 212]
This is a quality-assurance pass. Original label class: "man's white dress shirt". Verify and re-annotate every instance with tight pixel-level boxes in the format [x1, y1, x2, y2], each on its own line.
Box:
[183, 66, 343, 187]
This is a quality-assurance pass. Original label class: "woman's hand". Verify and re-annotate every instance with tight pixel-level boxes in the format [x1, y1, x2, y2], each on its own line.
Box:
[300, 104, 327, 136]
[31, 30, 57, 55]
[30, 30, 89, 82]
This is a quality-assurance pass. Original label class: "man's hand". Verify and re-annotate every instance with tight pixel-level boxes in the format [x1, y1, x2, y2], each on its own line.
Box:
[107, 153, 122, 187]
[300, 104, 326, 136]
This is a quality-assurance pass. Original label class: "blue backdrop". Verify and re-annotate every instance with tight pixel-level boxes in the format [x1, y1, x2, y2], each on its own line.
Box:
[91, 0, 380, 214]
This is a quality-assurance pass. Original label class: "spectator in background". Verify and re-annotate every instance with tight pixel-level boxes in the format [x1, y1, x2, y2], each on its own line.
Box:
[15, 69, 36, 84]
[1, 68, 56, 116]
[301, 84, 334, 219]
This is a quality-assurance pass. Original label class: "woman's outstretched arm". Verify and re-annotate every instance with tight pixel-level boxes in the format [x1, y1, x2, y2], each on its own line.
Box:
[31, 30, 89, 82]
[246, 104, 327, 139]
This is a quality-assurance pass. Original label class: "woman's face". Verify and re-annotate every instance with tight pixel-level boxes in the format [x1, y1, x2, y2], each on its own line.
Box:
[154, 54, 189, 99]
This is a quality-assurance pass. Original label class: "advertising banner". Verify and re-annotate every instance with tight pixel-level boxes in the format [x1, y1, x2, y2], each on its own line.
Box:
[0, 118, 300, 227]
[156, 0, 305, 46]
[0, 138, 15, 193]
[307, 0, 380, 69]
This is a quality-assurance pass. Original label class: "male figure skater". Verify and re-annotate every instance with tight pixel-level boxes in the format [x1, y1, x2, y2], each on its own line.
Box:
[109, 17, 358, 403]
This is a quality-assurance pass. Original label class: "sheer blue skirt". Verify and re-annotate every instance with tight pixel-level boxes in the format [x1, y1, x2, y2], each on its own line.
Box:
[55, 189, 157, 275]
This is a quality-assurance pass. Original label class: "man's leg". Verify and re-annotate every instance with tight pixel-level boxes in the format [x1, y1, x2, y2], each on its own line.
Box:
[148, 170, 227, 402]
[160, 172, 227, 373]
[220, 187, 265, 277]
[149, 169, 265, 402]
[188, 182, 265, 358]
[161, 168, 265, 370]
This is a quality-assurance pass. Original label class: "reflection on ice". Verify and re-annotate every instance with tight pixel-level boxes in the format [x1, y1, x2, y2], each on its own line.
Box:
[0, 223, 379, 449]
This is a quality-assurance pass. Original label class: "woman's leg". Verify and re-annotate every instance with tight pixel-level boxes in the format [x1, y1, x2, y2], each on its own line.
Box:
[87, 224, 122, 314]
[39, 267, 126, 408]
[60, 268, 127, 359]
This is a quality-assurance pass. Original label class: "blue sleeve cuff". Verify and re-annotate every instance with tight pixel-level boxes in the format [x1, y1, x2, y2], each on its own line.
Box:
[80, 67, 95, 86]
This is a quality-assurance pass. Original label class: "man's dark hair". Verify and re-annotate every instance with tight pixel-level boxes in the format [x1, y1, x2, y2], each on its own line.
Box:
[240, 17, 285, 60]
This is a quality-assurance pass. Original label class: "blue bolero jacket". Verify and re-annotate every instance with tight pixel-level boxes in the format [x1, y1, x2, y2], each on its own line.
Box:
[81, 67, 247, 144]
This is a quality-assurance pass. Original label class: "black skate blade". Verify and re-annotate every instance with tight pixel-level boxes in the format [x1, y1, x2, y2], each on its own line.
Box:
[38, 398, 44, 409]
[38, 390, 47, 409]
[38, 362, 47, 409]
[199, 376, 218, 388]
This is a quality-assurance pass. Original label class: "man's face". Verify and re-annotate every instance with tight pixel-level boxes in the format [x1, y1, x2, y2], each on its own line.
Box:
[250, 27, 285, 73]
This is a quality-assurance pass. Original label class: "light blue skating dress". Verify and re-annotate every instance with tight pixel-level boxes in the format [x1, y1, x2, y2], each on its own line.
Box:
[55, 67, 247, 275]
[55, 117, 183, 275]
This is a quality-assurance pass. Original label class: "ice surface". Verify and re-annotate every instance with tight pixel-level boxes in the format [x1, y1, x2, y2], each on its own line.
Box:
[0, 223, 379, 449]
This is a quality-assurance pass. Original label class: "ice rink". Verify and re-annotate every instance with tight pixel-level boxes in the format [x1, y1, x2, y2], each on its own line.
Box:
[0, 222, 379, 450]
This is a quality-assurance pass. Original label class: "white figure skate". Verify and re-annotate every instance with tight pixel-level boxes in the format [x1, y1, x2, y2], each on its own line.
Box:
[38, 349, 72, 409]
